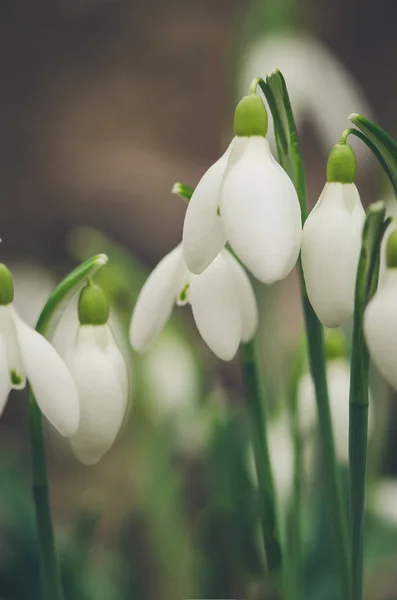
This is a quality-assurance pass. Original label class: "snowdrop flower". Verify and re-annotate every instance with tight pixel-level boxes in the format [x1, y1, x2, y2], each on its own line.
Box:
[0, 264, 79, 436]
[61, 282, 129, 465]
[130, 244, 258, 361]
[182, 90, 302, 283]
[364, 230, 397, 391]
[301, 143, 366, 327]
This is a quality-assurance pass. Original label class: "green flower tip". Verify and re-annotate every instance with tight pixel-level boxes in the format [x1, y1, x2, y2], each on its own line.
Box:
[324, 328, 347, 361]
[326, 143, 357, 184]
[0, 263, 14, 305]
[78, 281, 109, 325]
[386, 229, 397, 269]
[234, 94, 268, 138]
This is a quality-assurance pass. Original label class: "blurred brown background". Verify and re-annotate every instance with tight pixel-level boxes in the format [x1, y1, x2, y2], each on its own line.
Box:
[0, 0, 394, 264]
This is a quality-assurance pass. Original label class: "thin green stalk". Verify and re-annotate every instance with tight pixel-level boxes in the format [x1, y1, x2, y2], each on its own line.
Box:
[241, 339, 282, 592]
[29, 253, 108, 600]
[257, 71, 351, 600]
[286, 336, 306, 600]
[349, 204, 386, 600]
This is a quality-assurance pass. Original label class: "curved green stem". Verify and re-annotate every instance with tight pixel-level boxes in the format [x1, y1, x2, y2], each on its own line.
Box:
[241, 339, 283, 593]
[347, 114, 397, 196]
[30, 253, 108, 600]
[258, 70, 350, 600]
[349, 204, 387, 600]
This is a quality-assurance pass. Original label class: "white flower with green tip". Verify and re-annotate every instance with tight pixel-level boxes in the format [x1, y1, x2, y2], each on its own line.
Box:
[60, 282, 129, 465]
[182, 91, 302, 284]
[301, 143, 365, 327]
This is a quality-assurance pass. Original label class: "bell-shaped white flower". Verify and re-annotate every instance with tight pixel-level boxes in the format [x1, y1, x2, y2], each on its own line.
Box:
[182, 93, 302, 283]
[301, 143, 365, 327]
[57, 282, 129, 464]
[220, 136, 302, 283]
[130, 244, 258, 361]
[0, 264, 80, 437]
[364, 232, 397, 391]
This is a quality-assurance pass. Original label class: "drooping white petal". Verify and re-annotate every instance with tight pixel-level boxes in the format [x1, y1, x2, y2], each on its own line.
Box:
[104, 326, 129, 400]
[301, 182, 365, 327]
[0, 305, 26, 389]
[182, 137, 248, 274]
[364, 270, 397, 390]
[223, 251, 258, 341]
[69, 326, 127, 465]
[13, 310, 80, 437]
[130, 245, 185, 352]
[0, 336, 11, 416]
[220, 137, 302, 284]
[189, 252, 243, 361]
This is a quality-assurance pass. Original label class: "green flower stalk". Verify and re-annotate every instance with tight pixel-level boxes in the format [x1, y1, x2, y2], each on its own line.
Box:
[349, 203, 388, 600]
[29, 254, 108, 600]
[258, 70, 351, 600]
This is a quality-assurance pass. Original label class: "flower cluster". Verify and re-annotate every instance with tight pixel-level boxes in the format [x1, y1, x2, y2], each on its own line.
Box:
[0, 264, 129, 466]
[130, 84, 367, 360]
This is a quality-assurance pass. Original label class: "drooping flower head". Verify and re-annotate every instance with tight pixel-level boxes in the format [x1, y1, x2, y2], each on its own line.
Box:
[60, 281, 129, 465]
[130, 245, 258, 361]
[0, 263, 80, 436]
[364, 229, 397, 390]
[301, 142, 365, 327]
[182, 83, 302, 284]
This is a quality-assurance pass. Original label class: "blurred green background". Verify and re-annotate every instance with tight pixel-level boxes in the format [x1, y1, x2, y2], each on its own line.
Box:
[1, 0, 397, 598]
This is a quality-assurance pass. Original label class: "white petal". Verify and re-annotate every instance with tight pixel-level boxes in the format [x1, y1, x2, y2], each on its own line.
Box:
[182, 137, 248, 274]
[301, 182, 365, 327]
[223, 251, 258, 341]
[69, 328, 127, 464]
[129, 245, 184, 352]
[0, 305, 26, 389]
[364, 270, 397, 390]
[13, 311, 80, 437]
[0, 336, 11, 415]
[189, 252, 243, 360]
[104, 326, 129, 400]
[220, 137, 302, 283]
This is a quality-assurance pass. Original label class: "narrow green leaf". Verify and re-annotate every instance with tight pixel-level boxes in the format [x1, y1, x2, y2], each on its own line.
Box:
[349, 114, 397, 195]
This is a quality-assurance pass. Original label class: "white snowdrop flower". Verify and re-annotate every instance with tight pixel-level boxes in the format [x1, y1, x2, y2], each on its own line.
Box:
[0, 263, 80, 436]
[301, 143, 365, 327]
[61, 282, 129, 465]
[130, 244, 258, 361]
[364, 230, 397, 391]
[182, 92, 302, 284]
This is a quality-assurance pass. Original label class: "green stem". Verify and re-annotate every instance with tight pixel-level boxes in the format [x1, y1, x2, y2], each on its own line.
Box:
[286, 336, 306, 600]
[349, 203, 386, 600]
[241, 339, 282, 592]
[29, 253, 108, 600]
[258, 70, 351, 600]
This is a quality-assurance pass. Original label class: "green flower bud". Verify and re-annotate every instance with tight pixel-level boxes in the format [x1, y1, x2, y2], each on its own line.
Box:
[326, 143, 357, 184]
[324, 328, 347, 361]
[234, 94, 268, 138]
[0, 264, 14, 305]
[386, 229, 397, 269]
[78, 282, 109, 326]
